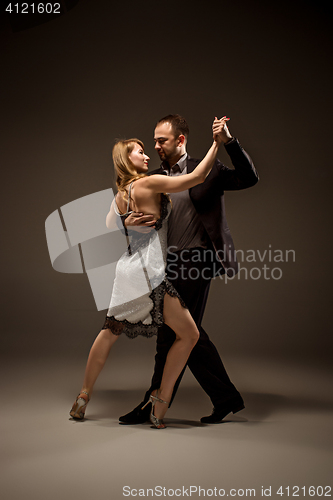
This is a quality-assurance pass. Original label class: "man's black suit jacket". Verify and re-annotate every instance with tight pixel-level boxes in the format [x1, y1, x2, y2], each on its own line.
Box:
[148, 138, 259, 277]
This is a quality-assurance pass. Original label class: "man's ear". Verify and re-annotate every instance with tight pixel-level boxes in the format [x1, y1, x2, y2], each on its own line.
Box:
[176, 134, 186, 147]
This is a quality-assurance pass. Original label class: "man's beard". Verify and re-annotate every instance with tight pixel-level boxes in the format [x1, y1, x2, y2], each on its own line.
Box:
[158, 150, 172, 162]
[158, 151, 167, 160]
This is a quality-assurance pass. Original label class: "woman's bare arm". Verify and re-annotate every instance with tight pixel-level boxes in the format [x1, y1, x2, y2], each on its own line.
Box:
[146, 141, 220, 193]
[144, 117, 227, 194]
[106, 199, 118, 229]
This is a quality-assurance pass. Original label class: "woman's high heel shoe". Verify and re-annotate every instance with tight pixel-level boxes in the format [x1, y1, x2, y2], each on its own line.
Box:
[141, 390, 168, 429]
[70, 391, 90, 419]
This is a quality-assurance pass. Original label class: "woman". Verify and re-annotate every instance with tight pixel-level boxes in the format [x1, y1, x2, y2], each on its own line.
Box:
[70, 117, 228, 428]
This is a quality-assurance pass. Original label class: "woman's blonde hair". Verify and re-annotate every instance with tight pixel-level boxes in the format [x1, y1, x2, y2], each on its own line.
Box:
[113, 139, 146, 198]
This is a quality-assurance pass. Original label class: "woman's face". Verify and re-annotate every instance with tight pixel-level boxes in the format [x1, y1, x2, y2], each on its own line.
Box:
[129, 143, 150, 173]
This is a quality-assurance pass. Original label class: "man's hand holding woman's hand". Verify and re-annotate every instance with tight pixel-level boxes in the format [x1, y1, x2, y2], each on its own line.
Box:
[212, 116, 232, 145]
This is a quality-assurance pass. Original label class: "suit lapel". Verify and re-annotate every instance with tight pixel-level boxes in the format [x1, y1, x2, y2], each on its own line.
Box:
[147, 166, 164, 176]
[186, 156, 197, 173]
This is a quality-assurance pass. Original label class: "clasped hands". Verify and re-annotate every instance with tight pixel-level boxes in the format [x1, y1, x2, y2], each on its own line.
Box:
[212, 116, 232, 145]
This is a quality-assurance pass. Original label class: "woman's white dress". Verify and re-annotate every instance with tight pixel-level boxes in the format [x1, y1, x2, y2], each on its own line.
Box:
[102, 183, 186, 338]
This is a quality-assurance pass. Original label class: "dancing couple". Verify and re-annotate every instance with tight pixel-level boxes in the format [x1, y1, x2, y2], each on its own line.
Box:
[70, 114, 259, 428]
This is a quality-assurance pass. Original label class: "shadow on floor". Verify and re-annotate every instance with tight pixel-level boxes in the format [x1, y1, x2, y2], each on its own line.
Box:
[90, 386, 333, 423]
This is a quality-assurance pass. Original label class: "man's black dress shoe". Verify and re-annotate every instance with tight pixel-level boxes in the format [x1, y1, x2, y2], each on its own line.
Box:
[119, 401, 151, 424]
[200, 399, 245, 424]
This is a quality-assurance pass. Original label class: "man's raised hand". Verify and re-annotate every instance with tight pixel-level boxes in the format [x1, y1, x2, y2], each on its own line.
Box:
[212, 116, 232, 145]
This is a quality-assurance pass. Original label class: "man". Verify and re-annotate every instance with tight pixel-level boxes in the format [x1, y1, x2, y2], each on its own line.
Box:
[119, 114, 259, 424]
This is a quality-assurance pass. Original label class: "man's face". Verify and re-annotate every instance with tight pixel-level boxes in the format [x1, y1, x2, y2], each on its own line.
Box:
[154, 122, 182, 162]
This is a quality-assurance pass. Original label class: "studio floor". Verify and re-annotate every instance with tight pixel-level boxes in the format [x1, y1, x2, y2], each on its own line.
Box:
[1, 355, 332, 500]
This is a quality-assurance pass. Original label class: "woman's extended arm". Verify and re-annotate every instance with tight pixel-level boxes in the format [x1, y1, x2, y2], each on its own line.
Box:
[145, 117, 227, 194]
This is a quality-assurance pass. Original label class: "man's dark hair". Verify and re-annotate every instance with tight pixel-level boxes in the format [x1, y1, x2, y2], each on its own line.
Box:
[156, 114, 189, 139]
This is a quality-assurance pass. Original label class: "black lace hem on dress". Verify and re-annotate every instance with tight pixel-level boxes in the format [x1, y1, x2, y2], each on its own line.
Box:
[101, 278, 187, 339]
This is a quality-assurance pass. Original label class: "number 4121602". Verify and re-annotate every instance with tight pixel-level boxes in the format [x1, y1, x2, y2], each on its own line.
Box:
[5, 3, 61, 14]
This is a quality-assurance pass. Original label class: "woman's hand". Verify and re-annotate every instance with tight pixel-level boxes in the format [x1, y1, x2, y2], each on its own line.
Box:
[212, 116, 232, 145]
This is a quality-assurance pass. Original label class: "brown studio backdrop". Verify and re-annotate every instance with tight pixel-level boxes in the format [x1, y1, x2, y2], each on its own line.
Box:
[1, 0, 332, 370]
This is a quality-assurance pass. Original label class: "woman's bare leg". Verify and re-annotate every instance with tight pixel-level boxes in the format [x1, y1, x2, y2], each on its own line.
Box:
[80, 328, 119, 395]
[152, 294, 199, 421]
